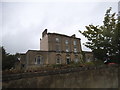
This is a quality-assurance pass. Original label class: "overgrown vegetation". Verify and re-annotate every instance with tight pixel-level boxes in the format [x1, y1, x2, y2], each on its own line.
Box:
[2, 60, 104, 75]
[84, 60, 104, 66]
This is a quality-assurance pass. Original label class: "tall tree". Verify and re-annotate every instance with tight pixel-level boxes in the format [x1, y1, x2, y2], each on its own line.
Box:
[79, 7, 120, 63]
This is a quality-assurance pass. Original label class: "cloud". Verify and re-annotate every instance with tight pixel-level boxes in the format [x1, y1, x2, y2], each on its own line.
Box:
[1, 2, 118, 54]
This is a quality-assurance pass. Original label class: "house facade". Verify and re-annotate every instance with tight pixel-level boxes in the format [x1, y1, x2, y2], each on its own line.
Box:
[18, 29, 93, 69]
[83, 51, 94, 62]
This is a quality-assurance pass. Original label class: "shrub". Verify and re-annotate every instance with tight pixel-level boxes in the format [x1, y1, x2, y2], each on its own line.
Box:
[69, 61, 84, 68]
[2, 69, 24, 75]
[52, 64, 62, 69]
[93, 60, 104, 66]
[84, 62, 95, 66]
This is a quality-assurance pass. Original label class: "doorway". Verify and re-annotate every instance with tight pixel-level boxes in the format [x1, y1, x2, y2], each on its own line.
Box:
[66, 57, 70, 64]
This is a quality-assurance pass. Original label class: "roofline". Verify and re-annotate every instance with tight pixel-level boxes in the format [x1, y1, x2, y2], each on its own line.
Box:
[19, 53, 26, 55]
[26, 50, 82, 53]
[83, 51, 93, 53]
[47, 33, 81, 40]
[27, 50, 49, 53]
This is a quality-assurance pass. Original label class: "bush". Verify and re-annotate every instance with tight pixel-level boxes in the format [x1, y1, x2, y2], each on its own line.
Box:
[2, 69, 24, 75]
[52, 64, 62, 69]
[93, 60, 104, 66]
[69, 61, 84, 68]
[84, 62, 95, 66]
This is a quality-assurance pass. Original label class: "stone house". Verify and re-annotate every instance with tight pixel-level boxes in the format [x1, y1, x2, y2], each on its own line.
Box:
[18, 29, 93, 69]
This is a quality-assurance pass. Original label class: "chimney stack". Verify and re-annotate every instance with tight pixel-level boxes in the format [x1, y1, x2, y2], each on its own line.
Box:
[71, 34, 76, 37]
[42, 29, 47, 38]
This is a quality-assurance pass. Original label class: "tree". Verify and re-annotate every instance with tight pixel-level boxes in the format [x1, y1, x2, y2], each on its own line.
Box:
[79, 7, 120, 64]
[2, 46, 18, 70]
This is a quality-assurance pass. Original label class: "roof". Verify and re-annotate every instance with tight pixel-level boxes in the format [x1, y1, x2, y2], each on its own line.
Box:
[26, 50, 51, 53]
[83, 51, 93, 53]
[47, 33, 81, 40]
[19, 53, 26, 55]
[28, 50, 48, 52]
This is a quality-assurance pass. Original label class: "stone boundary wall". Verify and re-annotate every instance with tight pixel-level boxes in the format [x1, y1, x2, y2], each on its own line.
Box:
[3, 65, 119, 82]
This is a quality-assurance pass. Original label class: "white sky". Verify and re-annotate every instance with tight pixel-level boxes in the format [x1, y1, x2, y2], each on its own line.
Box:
[1, 0, 119, 54]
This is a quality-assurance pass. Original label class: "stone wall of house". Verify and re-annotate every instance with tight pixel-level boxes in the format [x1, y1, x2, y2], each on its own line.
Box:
[18, 51, 83, 70]
[25, 50, 49, 69]
[25, 50, 83, 69]
[47, 33, 82, 53]
[40, 34, 48, 51]
[18, 30, 84, 69]
[2, 65, 119, 88]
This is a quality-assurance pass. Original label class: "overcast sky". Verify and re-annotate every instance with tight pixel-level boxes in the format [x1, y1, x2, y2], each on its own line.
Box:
[1, 0, 119, 54]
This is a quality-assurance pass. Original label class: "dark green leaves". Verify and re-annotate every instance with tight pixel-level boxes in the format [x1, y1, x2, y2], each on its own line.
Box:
[79, 7, 120, 63]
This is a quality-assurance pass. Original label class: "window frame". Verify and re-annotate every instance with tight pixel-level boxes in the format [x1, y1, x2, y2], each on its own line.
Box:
[65, 39, 69, 45]
[35, 56, 43, 65]
[55, 37, 60, 43]
[73, 40, 77, 45]
[56, 55, 61, 64]
[66, 46, 69, 52]
[66, 56, 70, 64]
[56, 44, 61, 52]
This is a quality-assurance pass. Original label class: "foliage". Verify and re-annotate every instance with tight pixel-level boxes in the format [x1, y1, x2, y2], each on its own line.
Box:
[52, 61, 85, 69]
[92, 60, 104, 66]
[69, 61, 84, 67]
[84, 60, 104, 66]
[79, 54, 85, 64]
[79, 7, 120, 64]
[2, 46, 19, 70]
[84, 62, 95, 66]
[52, 64, 63, 68]
[2, 69, 24, 75]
